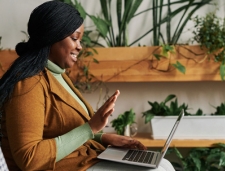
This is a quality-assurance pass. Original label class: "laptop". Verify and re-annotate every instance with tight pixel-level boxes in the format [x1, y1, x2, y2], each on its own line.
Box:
[97, 109, 184, 168]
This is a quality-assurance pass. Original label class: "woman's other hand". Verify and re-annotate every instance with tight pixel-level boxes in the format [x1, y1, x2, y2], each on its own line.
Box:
[101, 134, 147, 150]
[88, 90, 120, 134]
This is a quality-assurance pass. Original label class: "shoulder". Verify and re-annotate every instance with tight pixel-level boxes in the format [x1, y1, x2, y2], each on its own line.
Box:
[13, 70, 49, 96]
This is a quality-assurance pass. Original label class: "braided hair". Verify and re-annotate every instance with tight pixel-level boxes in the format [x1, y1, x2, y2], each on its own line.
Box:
[0, 1, 83, 108]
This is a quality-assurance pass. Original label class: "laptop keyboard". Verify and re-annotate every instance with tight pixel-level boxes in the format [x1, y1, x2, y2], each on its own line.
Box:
[122, 150, 154, 164]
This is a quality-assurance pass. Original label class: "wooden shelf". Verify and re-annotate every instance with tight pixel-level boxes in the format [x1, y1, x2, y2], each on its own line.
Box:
[0, 50, 18, 78]
[68, 45, 222, 82]
[134, 133, 225, 148]
[0, 46, 222, 82]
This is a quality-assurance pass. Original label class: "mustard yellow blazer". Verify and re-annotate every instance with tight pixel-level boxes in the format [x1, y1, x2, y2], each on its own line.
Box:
[1, 69, 105, 171]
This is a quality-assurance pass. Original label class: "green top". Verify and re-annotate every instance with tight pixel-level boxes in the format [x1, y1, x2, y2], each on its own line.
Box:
[46, 60, 103, 162]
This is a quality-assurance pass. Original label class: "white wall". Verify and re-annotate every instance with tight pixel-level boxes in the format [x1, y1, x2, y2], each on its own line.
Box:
[84, 82, 225, 133]
[1, 0, 225, 133]
[0, 0, 48, 49]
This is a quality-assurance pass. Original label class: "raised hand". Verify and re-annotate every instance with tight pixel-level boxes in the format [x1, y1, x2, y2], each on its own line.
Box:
[88, 90, 120, 134]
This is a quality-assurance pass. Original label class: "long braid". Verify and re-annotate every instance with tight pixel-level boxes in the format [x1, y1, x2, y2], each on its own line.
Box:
[0, 47, 49, 107]
[0, 1, 83, 109]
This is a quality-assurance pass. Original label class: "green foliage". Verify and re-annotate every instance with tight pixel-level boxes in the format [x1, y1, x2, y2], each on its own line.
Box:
[192, 12, 225, 80]
[149, 0, 213, 46]
[111, 109, 136, 135]
[172, 61, 186, 74]
[153, 44, 186, 74]
[58, 0, 213, 47]
[190, 108, 205, 116]
[83, 0, 144, 47]
[168, 144, 225, 171]
[142, 94, 189, 123]
[142, 94, 225, 124]
[69, 0, 213, 47]
[162, 45, 186, 74]
[211, 102, 225, 116]
[153, 44, 176, 59]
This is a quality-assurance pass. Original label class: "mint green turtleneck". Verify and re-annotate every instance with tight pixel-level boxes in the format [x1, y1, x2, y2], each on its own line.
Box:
[46, 60, 89, 114]
[46, 60, 103, 162]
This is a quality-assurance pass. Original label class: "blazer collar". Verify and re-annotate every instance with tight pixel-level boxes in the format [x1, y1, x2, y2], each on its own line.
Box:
[44, 69, 94, 121]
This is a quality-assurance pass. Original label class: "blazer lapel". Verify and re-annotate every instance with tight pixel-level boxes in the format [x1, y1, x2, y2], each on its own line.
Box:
[45, 69, 92, 120]
[62, 73, 95, 117]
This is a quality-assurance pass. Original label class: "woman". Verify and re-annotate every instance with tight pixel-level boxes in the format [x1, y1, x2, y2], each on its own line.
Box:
[0, 1, 175, 171]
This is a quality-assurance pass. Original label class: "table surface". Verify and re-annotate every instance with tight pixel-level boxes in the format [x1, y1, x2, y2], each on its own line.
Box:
[133, 133, 225, 147]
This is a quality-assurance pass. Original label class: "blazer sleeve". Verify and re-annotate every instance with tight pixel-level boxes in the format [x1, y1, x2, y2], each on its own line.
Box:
[4, 76, 56, 171]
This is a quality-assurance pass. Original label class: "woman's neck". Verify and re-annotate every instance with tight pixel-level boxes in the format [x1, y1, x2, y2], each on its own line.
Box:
[46, 60, 65, 74]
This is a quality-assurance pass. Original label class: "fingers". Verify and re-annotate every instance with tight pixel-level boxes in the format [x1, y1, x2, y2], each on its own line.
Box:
[88, 90, 120, 134]
[99, 97, 115, 117]
[102, 134, 147, 151]
[112, 90, 120, 97]
[99, 90, 119, 117]
[107, 90, 120, 103]
[122, 137, 147, 150]
[102, 108, 114, 120]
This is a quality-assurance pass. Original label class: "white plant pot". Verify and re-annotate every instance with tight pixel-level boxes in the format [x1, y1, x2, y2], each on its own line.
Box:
[123, 124, 138, 137]
[150, 115, 225, 139]
[124, 125, 131, 136]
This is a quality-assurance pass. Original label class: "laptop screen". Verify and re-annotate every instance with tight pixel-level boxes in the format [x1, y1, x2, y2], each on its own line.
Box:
[159, 110, 184, 160]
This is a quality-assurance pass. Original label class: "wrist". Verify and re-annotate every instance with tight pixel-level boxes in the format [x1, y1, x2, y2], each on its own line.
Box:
[101, 133, 108, 146]
[88, 120, 97, 134]
[101, 133, 116, 146]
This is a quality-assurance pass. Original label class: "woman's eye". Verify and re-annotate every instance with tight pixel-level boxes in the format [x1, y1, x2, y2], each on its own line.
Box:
[72, 37, 78, 41]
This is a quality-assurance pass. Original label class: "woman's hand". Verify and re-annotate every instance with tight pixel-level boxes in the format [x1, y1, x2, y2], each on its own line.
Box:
[88, 90, 120, 134]
[101, 134, 147, 150]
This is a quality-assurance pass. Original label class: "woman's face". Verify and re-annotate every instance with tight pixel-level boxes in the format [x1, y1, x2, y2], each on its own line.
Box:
[49, 24, 84, 69]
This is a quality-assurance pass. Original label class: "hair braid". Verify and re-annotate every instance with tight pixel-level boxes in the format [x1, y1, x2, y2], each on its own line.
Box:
[0, 1, 83, 109]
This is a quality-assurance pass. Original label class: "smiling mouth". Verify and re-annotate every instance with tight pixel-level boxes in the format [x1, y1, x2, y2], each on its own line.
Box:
[71, 53, 77, 61]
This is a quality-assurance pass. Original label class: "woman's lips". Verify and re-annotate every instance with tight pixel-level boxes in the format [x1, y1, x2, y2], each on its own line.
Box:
[71, 53, 77, 62]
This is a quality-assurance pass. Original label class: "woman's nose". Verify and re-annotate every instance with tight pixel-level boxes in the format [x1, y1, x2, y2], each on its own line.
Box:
[76, 40, 82, 50]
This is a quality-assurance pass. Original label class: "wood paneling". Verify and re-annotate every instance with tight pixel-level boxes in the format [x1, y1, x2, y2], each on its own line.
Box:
[0, 45, 222, 82]
[133, 133, 225, 147]
[0, 50, 18, 78]
[68, 45, 221, 82]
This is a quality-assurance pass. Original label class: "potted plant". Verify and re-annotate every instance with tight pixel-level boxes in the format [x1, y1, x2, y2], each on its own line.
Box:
[2, 1, 221, 82]
[168, 143, 225, 170]
[58, 0, 222, 83]
[142, 94, 225, 139]
[111, 108, 137, 136]
[192, 12, 225, 80]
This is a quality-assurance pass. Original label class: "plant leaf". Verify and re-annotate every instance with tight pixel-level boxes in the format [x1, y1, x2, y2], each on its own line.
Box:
[164, 94, 176, 104]
[153, 54, 165, 60]
[220, 63, 225, 80]
[172, 61, 186, 74]
[74, 0, 87, 19]
[88, 15, 111, 38]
